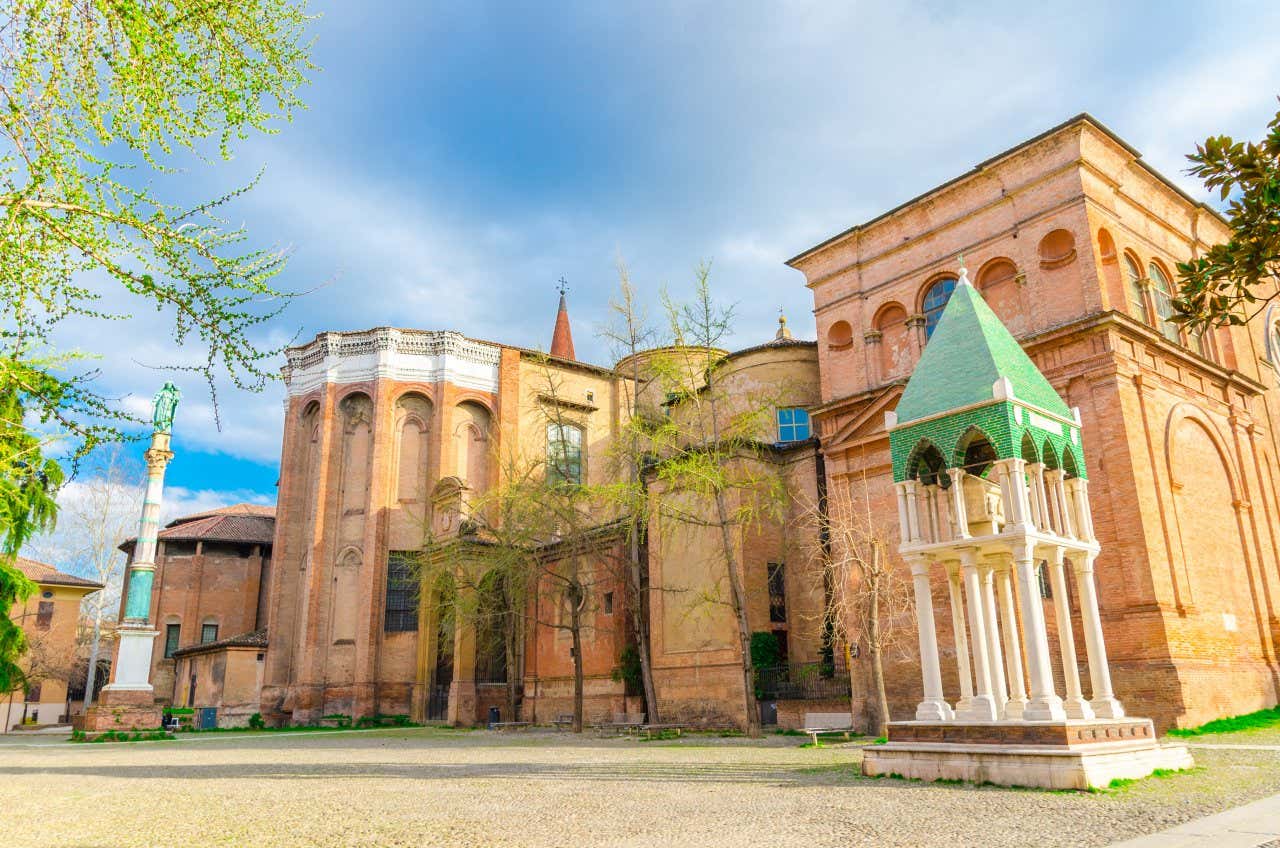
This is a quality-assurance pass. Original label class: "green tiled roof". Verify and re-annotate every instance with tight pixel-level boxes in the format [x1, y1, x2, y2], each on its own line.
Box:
[894, 278, 1071, 424]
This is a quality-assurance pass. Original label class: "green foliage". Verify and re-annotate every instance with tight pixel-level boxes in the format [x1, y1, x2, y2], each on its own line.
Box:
[749, 631, 781, 670]
[611, 645, 644, 696]
[77, 729, 173, 743]
[0, 374, 62, 693]
[1166, 705, 1280, 737]
[1104, 767, 1198, 791]
[0, 0, 312, 697]
[1174, 99, 1280, 331]
[248, 712, 265, 730]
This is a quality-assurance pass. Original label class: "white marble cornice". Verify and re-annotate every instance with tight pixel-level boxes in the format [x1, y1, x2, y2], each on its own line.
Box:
[283, 328, 501, 396]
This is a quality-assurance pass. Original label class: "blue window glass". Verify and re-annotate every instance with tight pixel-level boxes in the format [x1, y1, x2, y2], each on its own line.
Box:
[922, 277, 957, 338]
[777, 408, 811, 443]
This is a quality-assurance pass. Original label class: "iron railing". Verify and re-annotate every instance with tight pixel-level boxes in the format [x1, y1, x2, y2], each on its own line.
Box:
[755, 660, 851, 701]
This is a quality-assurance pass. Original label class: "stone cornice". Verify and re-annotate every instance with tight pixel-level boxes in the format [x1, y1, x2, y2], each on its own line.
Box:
[282, 328, 502, 396]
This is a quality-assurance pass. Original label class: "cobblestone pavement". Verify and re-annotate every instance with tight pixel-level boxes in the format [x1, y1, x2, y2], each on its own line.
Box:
[2, 727, 1278, 848]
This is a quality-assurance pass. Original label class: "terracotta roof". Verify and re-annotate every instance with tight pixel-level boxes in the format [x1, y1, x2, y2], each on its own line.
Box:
[171, 628, 268, 658]
[167, 503, 275, 525]
[12, 556, 105, 590]
[120, 503, 276, 551]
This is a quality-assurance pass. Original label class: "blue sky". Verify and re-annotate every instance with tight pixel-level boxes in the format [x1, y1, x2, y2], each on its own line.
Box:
[49, 1, 1280, 523]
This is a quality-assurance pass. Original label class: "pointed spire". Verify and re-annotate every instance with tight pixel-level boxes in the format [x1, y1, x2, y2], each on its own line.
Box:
[550, 278, 576, 360]
[775, 307, 793, 340]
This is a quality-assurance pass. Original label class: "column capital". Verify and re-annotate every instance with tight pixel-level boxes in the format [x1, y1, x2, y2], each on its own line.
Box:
[907, 556, 933, 577]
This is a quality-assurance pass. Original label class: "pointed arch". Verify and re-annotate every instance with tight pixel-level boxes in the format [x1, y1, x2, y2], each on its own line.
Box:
[954, 425, 997, 476]
[1041, 439, 1060, 471]
[1062, 445, 1081, 479]
[906, 438, 949, 487]
[1020, 430, 1040, 464]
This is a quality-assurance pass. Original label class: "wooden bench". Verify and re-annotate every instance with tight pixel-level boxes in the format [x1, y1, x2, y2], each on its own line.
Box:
[551, 714, 574, 729]
[489, 721, 531, 732]
[594, 712, 646, 736]
[639, 723, 683, 740]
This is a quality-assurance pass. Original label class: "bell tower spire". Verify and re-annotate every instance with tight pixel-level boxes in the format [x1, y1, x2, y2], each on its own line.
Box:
[550, 278, 576, 361]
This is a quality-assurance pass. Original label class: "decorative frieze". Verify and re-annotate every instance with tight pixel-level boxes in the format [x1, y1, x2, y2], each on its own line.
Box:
[283, 327, 502, 396]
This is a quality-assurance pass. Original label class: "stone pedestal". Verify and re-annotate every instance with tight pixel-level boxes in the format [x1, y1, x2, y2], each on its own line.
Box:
[83, 687, 162, 733]
[862, 718, 1192, 790]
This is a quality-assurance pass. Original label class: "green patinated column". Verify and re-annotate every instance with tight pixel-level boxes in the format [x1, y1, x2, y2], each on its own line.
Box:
[107, 382, 180, 692]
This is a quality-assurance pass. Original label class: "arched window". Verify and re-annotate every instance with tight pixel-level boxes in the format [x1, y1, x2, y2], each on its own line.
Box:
[546, 422, 583, 485]
[1148, 262, 1180, 343]
[1123, 254, 1149, 324]
[922, 277, 957, 338]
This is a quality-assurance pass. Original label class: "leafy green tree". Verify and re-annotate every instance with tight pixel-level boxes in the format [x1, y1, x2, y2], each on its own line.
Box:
[0, 2, 313, 691]
[1174, 100, 1280, 331]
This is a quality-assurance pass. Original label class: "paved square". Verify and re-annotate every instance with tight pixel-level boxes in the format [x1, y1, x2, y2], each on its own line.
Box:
[3, 728, 1279, 847]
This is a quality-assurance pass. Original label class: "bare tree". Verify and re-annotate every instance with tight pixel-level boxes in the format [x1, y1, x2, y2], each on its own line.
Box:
[419, 358, 623, 733]
[597, 259, 663, 721]
[804, 471, 914, 737]
[27, 445, 140, 710]
[646, 266, 788, 737]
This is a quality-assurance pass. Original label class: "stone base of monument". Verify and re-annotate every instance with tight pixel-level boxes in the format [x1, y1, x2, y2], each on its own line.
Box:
[83, 687, 163, 733]
[861, 718, 1193, 790]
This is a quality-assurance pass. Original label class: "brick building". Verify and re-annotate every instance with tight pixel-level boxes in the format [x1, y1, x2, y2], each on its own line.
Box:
[257, 290, 836, 729]
[117, 504, 275, 705]
[4, 557, 102, 729]
[787, 113, 1280, 730]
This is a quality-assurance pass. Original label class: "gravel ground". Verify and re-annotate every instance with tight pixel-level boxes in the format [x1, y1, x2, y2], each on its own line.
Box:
[1, 727, 1277, 848]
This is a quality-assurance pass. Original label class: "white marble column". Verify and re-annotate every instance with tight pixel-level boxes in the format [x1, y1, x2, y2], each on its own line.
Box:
[909, 558, 952, 721]
[979, 559, 1008, 715]
[1073, 554, 1124, 718]
[946, 564, 974, 713]
[1048, 547, 1093, 719]
[995, 562, 1028, 720]
[1013, 545, 1066, 721]
[895, 482, 911, 545]
[903, 480, 922, 543]
[1028, 462, 1052, 533]
[958, 549, 998, 721]
[1065, 478, 1095, 542]
[995, 458, 1032, 531]
[1046, 469, 1075, 538]
[946, 468, 970, 539]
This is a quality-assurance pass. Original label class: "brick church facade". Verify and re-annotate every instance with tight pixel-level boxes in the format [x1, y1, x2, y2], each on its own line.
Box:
[789, 114, 1280, 730]
[120, 114, 1280, 733]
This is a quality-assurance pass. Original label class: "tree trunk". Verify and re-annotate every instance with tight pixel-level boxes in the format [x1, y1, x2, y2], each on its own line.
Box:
[83, 612, 102, 710]
[868, 585, 890, 738]
[713, 489, 761, 738]
[570, 604, 584, 734]
[628, 521, 659, 722]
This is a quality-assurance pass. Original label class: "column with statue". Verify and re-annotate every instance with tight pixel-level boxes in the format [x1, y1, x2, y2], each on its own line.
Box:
[85, 383, 181, 732]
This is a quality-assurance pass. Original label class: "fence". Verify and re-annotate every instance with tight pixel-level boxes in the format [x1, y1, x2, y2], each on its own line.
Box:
[755, 660, 851, 701]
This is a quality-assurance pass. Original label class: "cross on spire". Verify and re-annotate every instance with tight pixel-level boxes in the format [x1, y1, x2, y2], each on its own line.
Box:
[557, 277, 569, 297]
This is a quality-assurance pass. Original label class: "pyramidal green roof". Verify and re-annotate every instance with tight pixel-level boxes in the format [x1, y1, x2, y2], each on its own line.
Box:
[894, 272, 1071, 425]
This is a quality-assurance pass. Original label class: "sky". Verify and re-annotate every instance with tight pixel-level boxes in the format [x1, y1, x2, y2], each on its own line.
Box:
[26, 1, 1280, 570]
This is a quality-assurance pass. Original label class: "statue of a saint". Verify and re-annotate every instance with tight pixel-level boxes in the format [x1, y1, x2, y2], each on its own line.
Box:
[152, 382, 181, 433]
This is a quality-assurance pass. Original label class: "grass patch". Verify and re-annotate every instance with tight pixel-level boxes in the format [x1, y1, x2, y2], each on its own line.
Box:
[73, 729, 174, 743]
[1166, 706, 1280, 737]
[1103, 767, 1200, 791]
[872, 736, 887, 745]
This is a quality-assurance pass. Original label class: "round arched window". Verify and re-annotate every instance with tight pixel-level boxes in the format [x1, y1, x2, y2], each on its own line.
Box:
[922, 277, 957, 338]
[1148, 262, 1180, 343]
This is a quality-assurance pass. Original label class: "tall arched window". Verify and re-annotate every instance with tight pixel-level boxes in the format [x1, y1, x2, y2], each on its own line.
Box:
[1148, 262, 1180, 343]
[1123, 254, 1150, 324]
[922, 277, 957, 338]
[546, 422, 583, 485]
